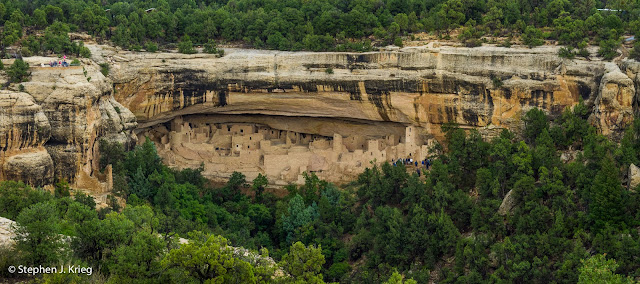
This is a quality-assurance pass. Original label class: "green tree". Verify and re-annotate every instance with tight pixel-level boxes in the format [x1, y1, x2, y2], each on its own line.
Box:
[521, 26, 545, 48]
[162, 232, 259, 283]
[384, 269, 418, 284]
[251, 173, 268, 202]
[458, 21, 482, 47]
[630, 41, 640, 61]
[588, 157, 628, 232]
[7, 59, 30, 83]
[2, 21, 22, 45]
[483, 6, 504, 31]
[178, 35, 196, 54]
[280, 242, 326, 284]
[559, 46, 576, 59]
[523, 108, 549, 144]
[145, 42, 158, 53]
[13, 202, 63, 265]
[598, 38, 620, 60]
[32, 8, 47, 28]
[203, 39, 219, 54]
[42, 21, 72, 54]
[436, 0, 465, 34]
[110, 230, 164, 283]
[72, 211, 134, 267]
[0, 181, 52, 219]
[394, 14, 409, 32]
[54, 179, 71, 198]
[394, 37, 404, 47]
[281, 194, 319, 244]
[578, 254, 634, 284]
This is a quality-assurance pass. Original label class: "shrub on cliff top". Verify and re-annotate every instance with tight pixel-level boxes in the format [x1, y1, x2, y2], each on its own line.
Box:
[598, 38, 620, 60]
[558, 46, 576, 59]
[178, 35, 196, 54]
[203, 39, 220, 54]
[394, 37, 404, 47]
[145, 42, 158, 53]
[521, 26, 544, 48]
[99, 62, 109, 76]
[631, 42, 640, 61]
[8, 59, 30, 83]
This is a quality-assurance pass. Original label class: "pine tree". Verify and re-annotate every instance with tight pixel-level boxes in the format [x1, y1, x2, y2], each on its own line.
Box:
[588, 157, 628, 232]
[178, 35, 196, 54]
[7, 59, 30, 83]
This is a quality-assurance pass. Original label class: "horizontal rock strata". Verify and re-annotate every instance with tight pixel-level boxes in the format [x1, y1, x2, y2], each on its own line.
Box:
[0, 57, 137, 189]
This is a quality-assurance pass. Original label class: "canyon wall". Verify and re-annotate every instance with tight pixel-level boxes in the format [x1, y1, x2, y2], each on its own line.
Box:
[97, 45, 636, 184]
[106, 45, 607, 138]
[2, 45, 637, 188]
[0, 57, 137, 189]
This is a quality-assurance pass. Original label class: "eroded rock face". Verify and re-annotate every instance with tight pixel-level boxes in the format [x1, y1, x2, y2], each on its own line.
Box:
[106, 46, 601, 137]
[0, 90, 53, 185]
[0, 91, 50, 150]
[3, 150, 54, 186]
[589, 63, 636, 139]
[0, 57, 137, 189]
[97, 45, 637, 184]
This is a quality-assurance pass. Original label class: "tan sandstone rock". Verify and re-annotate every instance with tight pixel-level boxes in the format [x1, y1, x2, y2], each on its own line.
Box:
[0, 217, 16, 247]
[2, 150, 54, 187]
[0, 91, 53, 185]
[589, 63, 636, 139]
[90, 45, 638, 184]
[106, 46, 604, 142]
[0, 57, 137, 190]
[628, 164, 640, 192]
[498, 189, 517, 216]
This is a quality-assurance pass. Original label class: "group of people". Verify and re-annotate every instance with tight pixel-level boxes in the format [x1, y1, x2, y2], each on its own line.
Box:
[49, 59, 69, 67]
[48, 55, 69, 67]
[392, 157, 432, 177]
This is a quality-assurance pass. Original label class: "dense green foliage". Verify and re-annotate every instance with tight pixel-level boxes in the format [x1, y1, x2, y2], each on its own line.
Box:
[2, 102, 640, 282]
[7, 58, 30, 83]
[578, 254, 635, 284]
[0, 0, 638, 54]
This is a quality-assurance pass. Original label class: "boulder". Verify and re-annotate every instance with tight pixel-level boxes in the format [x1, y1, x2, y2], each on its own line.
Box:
[498, 189, 517, 216]
[3, 150, 54, 186]
[0, 217, 16, 247]
[628, 164, 640, 192]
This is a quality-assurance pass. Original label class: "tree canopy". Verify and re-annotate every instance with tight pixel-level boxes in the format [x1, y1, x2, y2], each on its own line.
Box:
[1, 105, 640, 282]
[0, 0, 637, 55]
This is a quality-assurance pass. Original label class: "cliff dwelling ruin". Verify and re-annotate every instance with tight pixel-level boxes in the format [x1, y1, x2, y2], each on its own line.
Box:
[140, 114, 436, 185]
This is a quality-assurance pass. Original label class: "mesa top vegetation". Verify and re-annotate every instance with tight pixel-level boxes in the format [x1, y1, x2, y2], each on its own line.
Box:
[0, 0, 638, 56]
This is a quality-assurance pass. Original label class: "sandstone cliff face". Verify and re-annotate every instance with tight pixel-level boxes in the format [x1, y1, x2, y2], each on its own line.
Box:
[93, 44, 636, 184]
[0, 57, 137, 189]
[3, 45, 634, 187]
[620, 59, 640, 119]
[105, 45, 620, 139]
[0, 91, 53, 185]
[590, 63, 636, 138]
